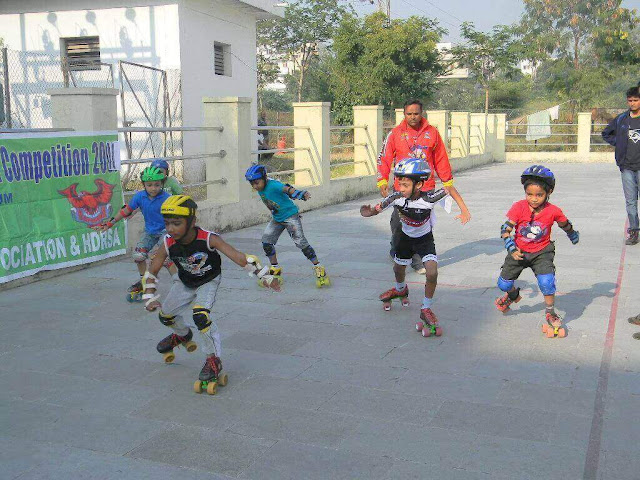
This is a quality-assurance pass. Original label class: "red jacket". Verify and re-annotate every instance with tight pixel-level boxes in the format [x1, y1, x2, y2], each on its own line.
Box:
[377, 118, 453, 191]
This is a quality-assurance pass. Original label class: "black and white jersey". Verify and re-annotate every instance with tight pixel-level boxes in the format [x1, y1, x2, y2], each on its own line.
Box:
[164, 227, 222, 288]
[379, 189, 448, 238]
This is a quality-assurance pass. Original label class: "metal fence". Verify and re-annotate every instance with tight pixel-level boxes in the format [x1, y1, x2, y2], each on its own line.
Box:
[505, 122, 579, 152]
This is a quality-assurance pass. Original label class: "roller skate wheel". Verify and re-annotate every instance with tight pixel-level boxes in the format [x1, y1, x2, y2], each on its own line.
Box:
[415, 322, 424, 332]
[421, 327, 431, 337]
[218, 373, 228, 387]
[193, 380, 203, 394]
[435, 326, 443, 337]
[542, 324, 549, 334]
[163, 352, 175, 364]
[206, 382, 217, 395]
[401, 299, 410, 307]
[383, 302, 391, 312]
[185, 341, 197, 353]
[557, 327, 566, 338]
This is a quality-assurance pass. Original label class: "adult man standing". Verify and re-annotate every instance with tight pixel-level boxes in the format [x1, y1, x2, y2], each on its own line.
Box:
[377, 99, 471, 272]
[602, 86, 640, 245]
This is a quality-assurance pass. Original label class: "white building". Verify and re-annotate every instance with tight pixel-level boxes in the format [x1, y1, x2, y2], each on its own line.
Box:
[0, 0, 282, 178]
[436, 42, 469, 80]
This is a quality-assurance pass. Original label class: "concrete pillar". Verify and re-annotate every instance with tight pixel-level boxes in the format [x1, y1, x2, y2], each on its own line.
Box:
[353, 105, 383, 177]
[48, 88, 118, 131]
[395, 108, 404, 126]
[425, 110, 449, 151]
[469, 113, 487, 155]
[492, 113, 507, 162]
[450, 112, 470, 158]
[577, 112, 592, 156]
[202, 96, 252, 204]
[293, 102, 330, 186]
[486, 114, 497, 158]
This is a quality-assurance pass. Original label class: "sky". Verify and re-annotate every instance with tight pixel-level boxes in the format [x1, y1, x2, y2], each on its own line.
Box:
[350, 0, 640, 43]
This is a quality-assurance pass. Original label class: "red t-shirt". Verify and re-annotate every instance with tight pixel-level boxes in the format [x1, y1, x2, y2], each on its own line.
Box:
[507, 200, 568, 253]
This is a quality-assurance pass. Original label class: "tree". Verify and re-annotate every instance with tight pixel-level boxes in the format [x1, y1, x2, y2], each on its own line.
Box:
[520, 0, 639, 70]
[257, 0, 352, 102]
[449, 22, 518, 113]
[329, 12, 445, 122]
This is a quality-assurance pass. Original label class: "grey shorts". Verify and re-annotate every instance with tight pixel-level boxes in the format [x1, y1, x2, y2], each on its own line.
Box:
[161, 276, 221, 317]
[500, 243, 556, 280]
[262, 214, 310, 249]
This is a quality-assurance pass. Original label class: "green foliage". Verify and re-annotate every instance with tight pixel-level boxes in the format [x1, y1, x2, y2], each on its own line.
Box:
[259, 89, 294, 112]
[329, 12, 445, 123]
[427, 79, 484, 112]
[520, 0, 639, 69]
[257, 0, 352, 101]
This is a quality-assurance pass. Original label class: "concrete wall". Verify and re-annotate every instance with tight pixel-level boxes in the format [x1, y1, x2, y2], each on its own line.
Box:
[506, 152, 615, 163]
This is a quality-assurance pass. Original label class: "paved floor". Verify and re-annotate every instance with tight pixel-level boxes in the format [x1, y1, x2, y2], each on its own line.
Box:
[1, 162, 639, 480]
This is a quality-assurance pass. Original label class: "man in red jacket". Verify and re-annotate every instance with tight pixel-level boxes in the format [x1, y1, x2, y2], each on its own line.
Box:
[377, 99, 471, 271]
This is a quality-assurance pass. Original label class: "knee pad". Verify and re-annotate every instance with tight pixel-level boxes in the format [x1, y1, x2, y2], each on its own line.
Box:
[193, 305, 212, 332]
[497, 276, 515, 292]
[132, 248, 148, 263]
[537, 273, 556, 295]
[262, 242, 276, 257]
[301, 245, 316, 261]
[159, 311, 176, 326]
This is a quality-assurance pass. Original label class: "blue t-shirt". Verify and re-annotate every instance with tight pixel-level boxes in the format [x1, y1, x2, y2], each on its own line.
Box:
[258, 178, 299, 222]
[128, 190, 171, 234]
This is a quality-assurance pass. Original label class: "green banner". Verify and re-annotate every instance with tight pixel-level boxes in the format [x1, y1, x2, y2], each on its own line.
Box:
[0, 131, 125, 284]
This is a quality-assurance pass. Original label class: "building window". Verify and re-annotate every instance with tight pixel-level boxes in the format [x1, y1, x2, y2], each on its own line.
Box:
[214, 42, 231, 76]
[60, 36, 101, 71]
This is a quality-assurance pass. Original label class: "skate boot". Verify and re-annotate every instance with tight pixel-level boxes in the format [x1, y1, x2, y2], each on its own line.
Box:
[259, 265, 283, 288]
[495, 288, 521, 312]
[379, 286, 409, 311]
[542, 311, 566, 338]
[156, 329, 197, 363]
[194, 355, 229, 395]
[417, 308, 442, 337]
[126, 279, 144, 302]
[314, 264, 330, 287]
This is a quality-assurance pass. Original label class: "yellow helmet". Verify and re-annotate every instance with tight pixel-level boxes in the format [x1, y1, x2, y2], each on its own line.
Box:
[161, 195, 197, 217]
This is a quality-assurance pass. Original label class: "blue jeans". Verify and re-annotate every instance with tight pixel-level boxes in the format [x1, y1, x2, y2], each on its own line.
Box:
[621, 170, 640, 231]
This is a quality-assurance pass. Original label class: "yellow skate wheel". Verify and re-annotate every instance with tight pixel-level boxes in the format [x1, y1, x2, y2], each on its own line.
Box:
[218, 373, 228, 387]
[206, 381, 217, 395]
[193, 380, 203, 394]
[185, 341, 197, 353]
[163, 352, 175, 364]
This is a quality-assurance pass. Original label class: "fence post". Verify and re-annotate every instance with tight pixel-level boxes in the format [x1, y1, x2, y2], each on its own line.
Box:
[577, 112, 592, 156]
[202, 96, 252, 204]
[353, 105, 383, 177]
[492, 114, 507, 162]
[48, 88, 119, 131]
[293, 102, 330, 186]
[2, 48, 11, 128]
[450, 112, 470, 158]
[425, 110, 449, 151]
[469, 113, 487, 155]
[486, 114, 497, 158]
[395, 108, 404, 126]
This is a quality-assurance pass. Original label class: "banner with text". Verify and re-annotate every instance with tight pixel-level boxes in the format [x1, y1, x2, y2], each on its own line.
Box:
[0, 131, 125, 284]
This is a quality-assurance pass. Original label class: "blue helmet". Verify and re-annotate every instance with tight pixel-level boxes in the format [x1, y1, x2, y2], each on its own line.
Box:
[151, 159, 170, 171]
[245, 164, 267, 181]
[521, 165, 555, 190]
[394, 158, 431, 181]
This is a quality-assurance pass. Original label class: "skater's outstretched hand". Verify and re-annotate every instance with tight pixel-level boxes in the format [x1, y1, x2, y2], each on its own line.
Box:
[510, 248, 524, 261]
[360, 205, 378, 217]
[455, 208, 471, 225]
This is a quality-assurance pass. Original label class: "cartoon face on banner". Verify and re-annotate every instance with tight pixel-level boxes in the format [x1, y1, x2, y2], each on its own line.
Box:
[58, 178, 115, 227]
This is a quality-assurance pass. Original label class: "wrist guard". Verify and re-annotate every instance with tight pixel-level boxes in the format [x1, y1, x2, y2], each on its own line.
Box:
[503, 236, 517, 253]
[142, 271, 160, 307]
[119, 205, 132, 218]
[244, 255, 263, 277]
[567, 230, 579, 244]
